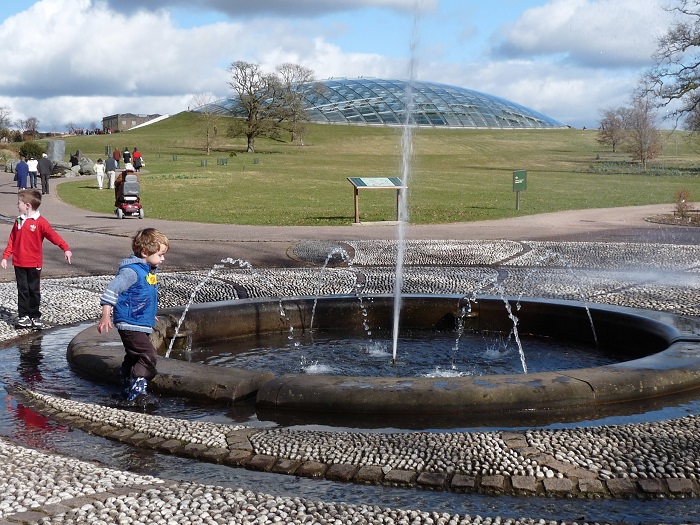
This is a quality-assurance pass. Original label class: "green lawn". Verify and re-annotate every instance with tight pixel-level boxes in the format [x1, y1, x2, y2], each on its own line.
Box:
[48, 112, 700, 225]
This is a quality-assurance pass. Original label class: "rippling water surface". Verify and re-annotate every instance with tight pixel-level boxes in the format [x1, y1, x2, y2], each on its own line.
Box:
[189, 330, 619, 378]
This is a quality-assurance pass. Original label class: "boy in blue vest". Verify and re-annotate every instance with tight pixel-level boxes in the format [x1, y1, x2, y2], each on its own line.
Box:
[98, 228, 169, 407]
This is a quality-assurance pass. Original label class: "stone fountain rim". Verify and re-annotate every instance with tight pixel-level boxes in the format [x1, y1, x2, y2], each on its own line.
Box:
[68, 294, 700, 422]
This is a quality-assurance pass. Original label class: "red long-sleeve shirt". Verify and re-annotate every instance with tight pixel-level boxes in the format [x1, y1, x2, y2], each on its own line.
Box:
[2, 213, 70, 268]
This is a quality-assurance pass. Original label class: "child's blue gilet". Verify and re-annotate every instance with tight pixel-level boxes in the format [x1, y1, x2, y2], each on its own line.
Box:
[113, 262, 158, 327]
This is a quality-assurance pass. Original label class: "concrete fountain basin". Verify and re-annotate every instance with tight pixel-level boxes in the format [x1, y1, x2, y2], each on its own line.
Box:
[67, 294, 700, 426]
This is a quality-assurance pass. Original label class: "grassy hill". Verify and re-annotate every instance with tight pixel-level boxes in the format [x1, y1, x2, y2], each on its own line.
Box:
[44, 112, 700, 225]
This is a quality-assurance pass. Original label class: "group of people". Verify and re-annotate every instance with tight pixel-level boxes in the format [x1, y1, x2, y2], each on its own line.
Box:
[93, 156, 118, 190]
[1, 187, 168, 406]
[92, 147, 145, 191]
[111, 146, 144, 172]
[14, 154, 53, 194]
[93, 147, 144, 192]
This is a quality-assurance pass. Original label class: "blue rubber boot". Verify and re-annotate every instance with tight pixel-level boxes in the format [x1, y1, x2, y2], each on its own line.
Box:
[124, 377, 159, 409]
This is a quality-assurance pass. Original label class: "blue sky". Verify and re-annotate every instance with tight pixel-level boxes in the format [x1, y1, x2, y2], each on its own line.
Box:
[0, 0, 676, 131]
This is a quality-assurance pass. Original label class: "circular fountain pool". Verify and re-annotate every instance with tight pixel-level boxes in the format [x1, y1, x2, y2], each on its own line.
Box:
[188, 330, 617, 378]
[67, 294, 700, 428]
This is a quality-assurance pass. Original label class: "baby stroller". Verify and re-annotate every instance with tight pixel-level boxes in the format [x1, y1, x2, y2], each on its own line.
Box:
[114, 170, 144, 219]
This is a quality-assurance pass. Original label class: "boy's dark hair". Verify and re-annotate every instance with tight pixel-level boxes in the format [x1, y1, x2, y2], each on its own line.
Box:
[18, 189, 42, 210]
[132, 228, 169, 257]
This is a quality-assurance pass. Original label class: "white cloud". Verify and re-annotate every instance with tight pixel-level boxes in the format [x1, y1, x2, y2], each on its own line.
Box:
[0, 0, 240, 128]
[0, 0, 237, 97]
[409, 0, 681, 129]
[492, 0, 670, 68]
[0, 0, 415, 130]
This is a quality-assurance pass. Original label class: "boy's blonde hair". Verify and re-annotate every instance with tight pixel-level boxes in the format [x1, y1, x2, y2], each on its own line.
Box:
[18, 189, 42, 210]
[132, 228, 169, 257]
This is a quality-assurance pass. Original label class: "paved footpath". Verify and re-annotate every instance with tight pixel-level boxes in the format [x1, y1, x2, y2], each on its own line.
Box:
[0, 174, 695, 281]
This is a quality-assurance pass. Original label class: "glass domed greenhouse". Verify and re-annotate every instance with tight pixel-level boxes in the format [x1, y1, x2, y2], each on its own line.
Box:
[195, 77, 566, 129]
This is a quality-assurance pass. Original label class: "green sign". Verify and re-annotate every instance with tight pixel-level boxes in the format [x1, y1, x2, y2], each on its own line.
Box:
[513, 170, 527, 191]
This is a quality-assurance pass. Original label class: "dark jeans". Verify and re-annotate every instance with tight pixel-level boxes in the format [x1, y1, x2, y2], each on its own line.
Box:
[40, 172, 50, 194]
[118, 329, 158, 381]
[29, 171, 37, 188]
[14, 266, 41, 318]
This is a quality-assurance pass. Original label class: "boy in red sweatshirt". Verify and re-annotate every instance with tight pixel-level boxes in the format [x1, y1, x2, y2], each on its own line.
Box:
[1, 189, 72, 329]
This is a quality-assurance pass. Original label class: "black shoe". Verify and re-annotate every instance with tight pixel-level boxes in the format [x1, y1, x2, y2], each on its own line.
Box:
[15, 316, 32, 329]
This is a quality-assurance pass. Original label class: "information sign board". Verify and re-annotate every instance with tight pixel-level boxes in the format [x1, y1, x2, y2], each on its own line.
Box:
[347, 177, 406, 223]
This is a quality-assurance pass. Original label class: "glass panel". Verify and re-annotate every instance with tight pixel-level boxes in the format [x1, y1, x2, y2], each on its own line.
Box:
[200, 77, 564, 129]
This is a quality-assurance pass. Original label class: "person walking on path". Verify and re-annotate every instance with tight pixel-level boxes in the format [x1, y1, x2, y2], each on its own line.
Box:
[37, 153, 52, 195]
[122, 147, 131, 166]
[105, 156, 117, 189]
[112, 148, 121, 168]
[27, 156, 38, 189]
[15, 156, 29, 191]
[93, 158, 107, 190]
[0, 189, 72, 329]
[132, 148, 143, 172]
[97, 228, 169, 407]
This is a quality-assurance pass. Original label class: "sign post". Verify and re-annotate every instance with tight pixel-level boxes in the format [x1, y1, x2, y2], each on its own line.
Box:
[347, 177, 406, 223]
[513, 170, 527, 211]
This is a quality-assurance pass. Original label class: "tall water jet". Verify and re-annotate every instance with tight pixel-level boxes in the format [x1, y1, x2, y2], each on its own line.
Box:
[391, 10, 420, 364]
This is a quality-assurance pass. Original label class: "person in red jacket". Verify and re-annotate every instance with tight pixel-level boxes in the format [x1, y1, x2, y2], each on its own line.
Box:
[1, 189, 72, 329]
[112, 148, 121, 168]
[132, 147, 143, 172]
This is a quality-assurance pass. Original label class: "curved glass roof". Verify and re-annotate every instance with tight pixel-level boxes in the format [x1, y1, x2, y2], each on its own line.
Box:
[197, 77, 566, 129]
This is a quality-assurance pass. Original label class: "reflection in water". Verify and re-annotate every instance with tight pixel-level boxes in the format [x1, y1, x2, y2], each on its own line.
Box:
[18, 337, 44, 385]
[7, 335, 68, 448]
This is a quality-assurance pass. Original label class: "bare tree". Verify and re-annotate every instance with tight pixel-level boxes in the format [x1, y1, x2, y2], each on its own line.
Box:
[189, 92, 223, 155]
[18, 117, 39, 138]
[597, 107, 628, 152]
[641, 0, 700, 125]
[684, 105, 700, 132]
[623, 96, 661, 169]
[276, 63, 317, 144]
[226, 61, 284, 153]
[0, 106, 12, 130]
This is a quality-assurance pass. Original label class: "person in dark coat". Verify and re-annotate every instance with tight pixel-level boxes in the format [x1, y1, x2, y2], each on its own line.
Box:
[37, 153, 52, 195]
[15, 157, 29, 190]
